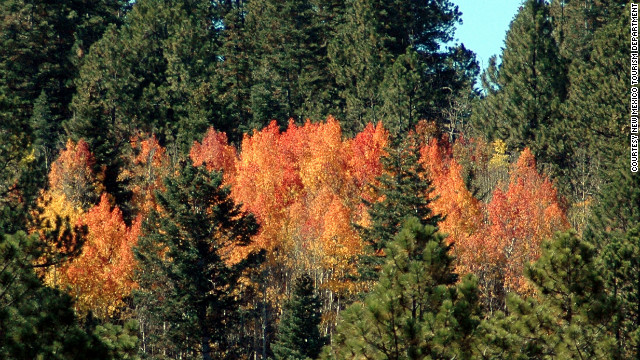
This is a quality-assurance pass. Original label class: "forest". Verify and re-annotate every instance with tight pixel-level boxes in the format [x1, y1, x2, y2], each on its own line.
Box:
[0, 0, 636, 359]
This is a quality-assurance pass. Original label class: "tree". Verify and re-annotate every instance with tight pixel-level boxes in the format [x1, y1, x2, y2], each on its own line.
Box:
[67, 0, 221, 208]
[0, 231, 112, 360]
[329, 0, 475, 136]
[56, 194, 140, 319]
[134, 161, 261, 360]
[323, 217, 481, 360]
[272, 273, 327, 360]
[47, 139, 103, 211]
[358, 136, 442, 284]
[471, 0, 567, 172]
[480, 231, 614, 359]
[600, 225, 640, 359]
[0, 0, 123, 159]
[419, 137, 483, 276]
[245, 0, 328, 128]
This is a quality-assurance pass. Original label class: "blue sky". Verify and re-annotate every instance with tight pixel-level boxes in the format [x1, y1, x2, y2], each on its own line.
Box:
[451, 0, 524, 71]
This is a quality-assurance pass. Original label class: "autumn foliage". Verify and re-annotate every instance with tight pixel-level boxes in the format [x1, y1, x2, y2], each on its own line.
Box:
[57, 194, 140, 318]
[48, 139, 104, 210]
[192, 117, 388, 298]
[421, 140, 568, 307]
[37, 118, 567, 319]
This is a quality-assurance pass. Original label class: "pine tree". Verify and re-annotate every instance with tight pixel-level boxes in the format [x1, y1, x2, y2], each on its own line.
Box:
[134, 161, 261, 360]
[272, 273, 327, 360]
[68, 0, 220, 159]
[324, 217, 481, 360]
[0, 230, 112, 360]
[359, 138, 442, 283]
[600, 225, 640, 359]
[329, 0, 475, 136]
[470, 0, 567, 171]
[480, 231, 614, 359]
[245, 0, 328, 129]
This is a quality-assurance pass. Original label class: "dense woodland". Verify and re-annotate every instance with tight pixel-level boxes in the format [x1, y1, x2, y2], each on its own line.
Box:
[0, 0, 637, 359]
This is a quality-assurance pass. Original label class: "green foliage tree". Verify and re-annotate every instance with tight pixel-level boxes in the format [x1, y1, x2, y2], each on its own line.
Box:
[329, 0, 476, 136]
[134, 161, 261, 360]
[471, 0, 566, 174]
[68, 0, 221, 164]
[0, 230, 112, 360]
[94, 320, 140, 360]
[272, 273, 327, 360]
[359, 139, 442, 283]
[323, 217, 481, 359]
[245, 0, 328, 129]
[0, 0, 123, 194]
[480, 231, 614, 359]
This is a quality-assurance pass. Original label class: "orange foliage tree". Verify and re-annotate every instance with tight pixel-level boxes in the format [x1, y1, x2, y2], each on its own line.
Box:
[58, 194, 140, 318]
[125, 134, 171, 216]
[36, 139, 105, 285]
[420, 137, 483, 270]
[485, 148, 568, 296]
[48, 139, 104, 210]
[422, 141, 568, 311]
[190, 118, 388, 309]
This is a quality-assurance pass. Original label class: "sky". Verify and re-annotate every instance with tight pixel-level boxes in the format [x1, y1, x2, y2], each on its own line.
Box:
[451, 0, 525, 72]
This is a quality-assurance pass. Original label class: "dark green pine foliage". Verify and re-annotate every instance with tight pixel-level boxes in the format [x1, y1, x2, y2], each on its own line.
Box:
[481, 231, 614, 359]
[245, 0, 327, 129]
[30, 91, 59, 173]
[68, 0, 220, 160]
[600, 226, 640, 359]
[328, 0, 392, 134]
[216, 2, 254, 142]
[93, 320, 140, 360]
[0, 0, 123, 192]
[272, 273, 328, 360]
[359, 138, 442, 283]
[134, 161, 261, 360]
[471, 0, 566, 170]
[584, 160, 640, 250]
[329, 0, 475, 136]
[562, 3, 628, 178]
[323, 217, 481, 360]
[0, 231, 112, 360]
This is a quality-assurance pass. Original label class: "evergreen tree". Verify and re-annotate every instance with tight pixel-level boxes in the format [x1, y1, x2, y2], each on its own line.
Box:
[329, 0, 475, 136]
[134, 161, 262, 360]
[0, 0, 123, 192]
[323, 217, 481, 360]
[584, 159, 640, 250]
[245, 0, 328, 129]
[272, 273, 327, 360]
[600, 226, 640, 359]
[481, 231, 614, 359]
[359, 138, 442, 283]
[68, 0, 221, 160]
[0, 230, 112, 360]
[562, 3, 628, 178]
[470, 0, 566, 173]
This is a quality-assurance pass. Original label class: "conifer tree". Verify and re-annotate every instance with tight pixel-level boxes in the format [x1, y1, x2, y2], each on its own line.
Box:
[324, 217, 481, 360]
[359, 138, 442, 283]
[0, 230, 112, 360]
[329, 0, 474, 136]
[600, 226, 640, 359]
[68, 0, 220, 159]
[134, 161, 261, 360]
[245, 0, 328, 129]
[272, 273, 327, 360]
[471, 0, 566, 171]
[481, 231, 614, 359]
